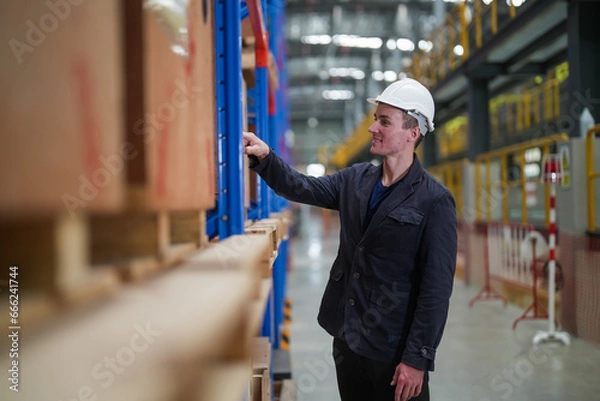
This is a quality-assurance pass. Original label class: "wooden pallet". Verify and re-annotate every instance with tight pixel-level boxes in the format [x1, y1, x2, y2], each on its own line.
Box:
[0, 267, 255, 401]
[251, 337, 272, 401]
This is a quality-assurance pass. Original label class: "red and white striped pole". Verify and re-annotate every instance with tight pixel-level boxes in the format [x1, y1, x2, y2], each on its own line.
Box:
[547, 181, 557, 335]
[533, 154, 569, 345]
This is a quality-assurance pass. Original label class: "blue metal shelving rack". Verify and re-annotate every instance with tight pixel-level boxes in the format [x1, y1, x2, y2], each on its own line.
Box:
[211, 0, 291, 371]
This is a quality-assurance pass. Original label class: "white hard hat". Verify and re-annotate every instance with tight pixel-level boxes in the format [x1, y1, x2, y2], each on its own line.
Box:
[367, 78, 435, 135]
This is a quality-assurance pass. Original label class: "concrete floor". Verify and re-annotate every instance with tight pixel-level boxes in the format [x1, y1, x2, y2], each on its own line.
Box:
[287, 205, 600, 401]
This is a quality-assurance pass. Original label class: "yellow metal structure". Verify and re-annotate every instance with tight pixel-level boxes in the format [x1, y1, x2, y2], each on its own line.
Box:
[586, 124, 600, 232]
[475, 134, 570, 224]
[330, 108, 375, 169]
[406, 0, 524, 88]
[428, 158, 468, 220]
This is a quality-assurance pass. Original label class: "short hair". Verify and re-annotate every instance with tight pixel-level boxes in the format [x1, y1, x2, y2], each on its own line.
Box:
[399, 109, 423, 149]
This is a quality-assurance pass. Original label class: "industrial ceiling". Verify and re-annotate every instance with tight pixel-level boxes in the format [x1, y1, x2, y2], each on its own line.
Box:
[283, 0, 447, 164]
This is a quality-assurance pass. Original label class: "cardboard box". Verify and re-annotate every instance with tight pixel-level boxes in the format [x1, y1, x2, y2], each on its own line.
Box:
[0, 0, 124, 217]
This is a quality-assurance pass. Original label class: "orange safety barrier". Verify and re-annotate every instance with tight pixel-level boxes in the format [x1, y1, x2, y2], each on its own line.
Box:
[470, 222, 550, 330]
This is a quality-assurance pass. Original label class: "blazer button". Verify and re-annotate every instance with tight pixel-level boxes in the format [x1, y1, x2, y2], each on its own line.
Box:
[421, 348, 427, 356]
[353, 272, 360, 279]
[359, 246, 365, 252]
[349, 299, 355, 306]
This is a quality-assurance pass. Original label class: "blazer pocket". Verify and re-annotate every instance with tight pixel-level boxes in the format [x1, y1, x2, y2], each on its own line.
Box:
[388, 207, 424, 226]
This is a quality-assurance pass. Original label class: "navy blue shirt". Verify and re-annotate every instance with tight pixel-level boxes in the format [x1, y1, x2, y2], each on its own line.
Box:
[364, 178, 401, 230]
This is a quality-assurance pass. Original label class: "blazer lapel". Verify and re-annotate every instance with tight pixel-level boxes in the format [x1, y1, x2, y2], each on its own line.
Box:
[359, 164, 382, 232]
[361, 155, 424, 240]
[361, 182, 414, 240]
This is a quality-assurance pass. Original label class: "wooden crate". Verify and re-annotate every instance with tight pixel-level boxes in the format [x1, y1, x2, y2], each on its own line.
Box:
[0, 0, 124, 217]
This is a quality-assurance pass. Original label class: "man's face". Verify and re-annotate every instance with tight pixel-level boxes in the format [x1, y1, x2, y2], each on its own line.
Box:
[368, 103, 418, 158]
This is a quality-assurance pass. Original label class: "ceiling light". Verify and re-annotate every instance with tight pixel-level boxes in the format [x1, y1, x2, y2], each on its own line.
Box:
[322, 90, 354, 100]
[371, 71, 384, 81]
[386, 39, 397, 50]
[453, 45, 464, 56]
[508, 0, 526, 6]
[307, 117, 319, 128]
[396, 38, 415, 52]
[483, 0, 493, 4]
[332, 34, 382, 49]
[307, 163, 326, 177]
[418, 40, 433, 52]
[301, 35, 332, 45]
[383, 71, 397, 82]
[328, 67, 365, 80]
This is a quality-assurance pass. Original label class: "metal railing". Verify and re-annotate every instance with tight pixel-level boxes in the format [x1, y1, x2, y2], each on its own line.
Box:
[490, 73, 567, 140]
[586, 124, 600, 233]
[475, 134, 569, 225]
[429, 158, 468, 220]
[409, 0, 523, 87]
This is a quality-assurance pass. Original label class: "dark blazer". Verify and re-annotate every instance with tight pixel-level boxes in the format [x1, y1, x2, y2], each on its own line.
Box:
[251, 152, 457, 371]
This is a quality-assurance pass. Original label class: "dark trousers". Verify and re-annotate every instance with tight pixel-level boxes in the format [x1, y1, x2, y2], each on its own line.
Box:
[333, 337, 430, 401]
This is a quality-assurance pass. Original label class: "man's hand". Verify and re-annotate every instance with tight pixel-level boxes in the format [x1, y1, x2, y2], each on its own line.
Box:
[243, 131, 270, 162]
[390, 362, 424, 401]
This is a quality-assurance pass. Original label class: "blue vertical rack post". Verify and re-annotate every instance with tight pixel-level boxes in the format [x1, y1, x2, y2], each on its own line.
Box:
[246, 0, 275, 346]
[213, 0, 290, 361]
[247, 0, 271, 221]
[267, 0, 289, 350]
[214, 0, 245, 239]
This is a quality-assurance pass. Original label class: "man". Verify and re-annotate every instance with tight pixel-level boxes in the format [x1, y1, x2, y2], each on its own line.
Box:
[244, 78, 457, 401]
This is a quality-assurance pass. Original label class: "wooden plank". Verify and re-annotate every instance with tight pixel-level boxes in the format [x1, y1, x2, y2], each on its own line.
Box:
[248, 279, 273, 338]
[251, 337, 271, 372]
[192, 361, 251, 401]
[170, 210, 208, 247]
[247, 221, 279, 253]
[0, 270, 254, 400]
[0, 216, 120, 313]
[90, 212, 165, 264]
[187, 234, 273, 281]
[280, 380, 297, 401]
[246, 226, 277, 259]
[0, 0, 125, 216]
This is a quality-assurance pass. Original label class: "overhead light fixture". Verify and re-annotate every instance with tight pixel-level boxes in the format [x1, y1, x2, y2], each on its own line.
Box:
[371, 71, 385, 81]
[332, 34, 383, 49]
[322, 90, 354, 100]
[300, 35, 332, 45]
[418, 40, 433, 52]
[307, 117, 319, 128]
[386, 39, 397, 50]
[328, 67, 365, 80]
[383, 71, 397, 82]
[453, 45, 464, 56]
[483, 0, 493, 4]
[307, 163, 326, 177]
[508, 0, 526, 6]
[396, 38, 415, 52]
